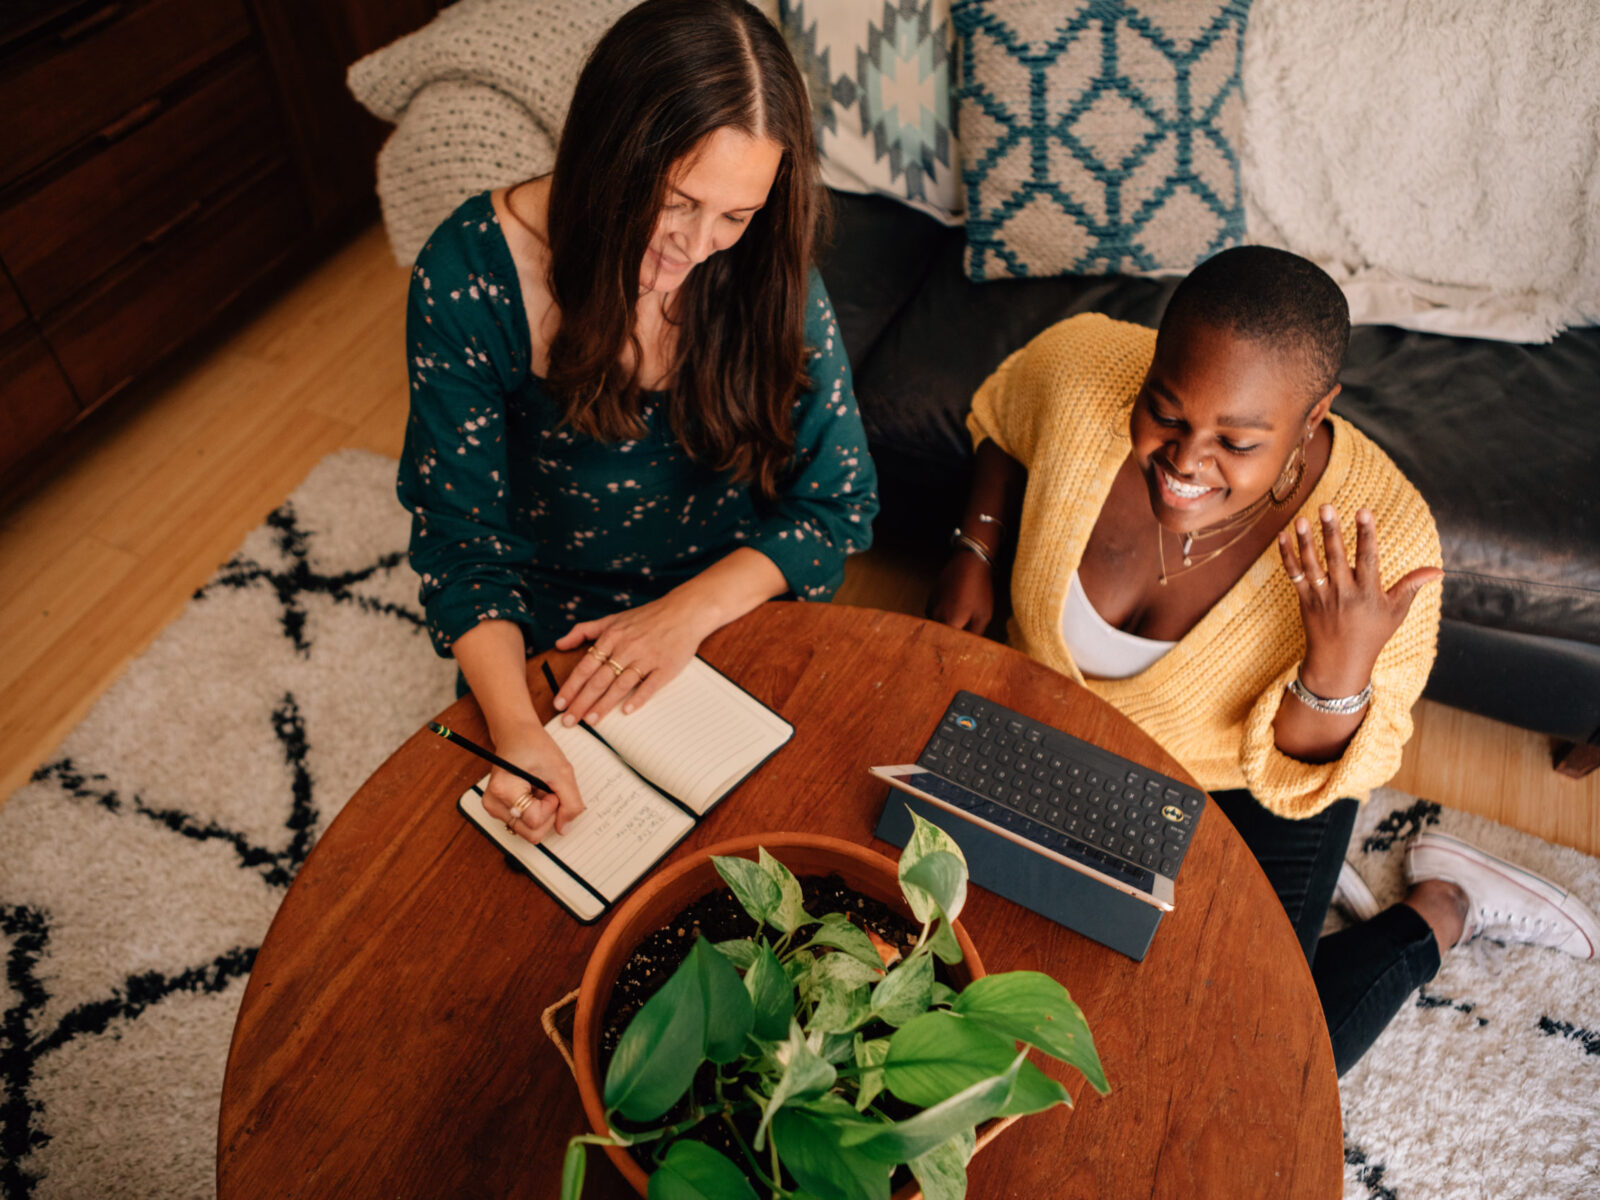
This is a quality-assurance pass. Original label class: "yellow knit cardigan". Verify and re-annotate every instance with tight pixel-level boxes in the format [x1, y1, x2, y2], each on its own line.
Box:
[968, 314, 1442, 819]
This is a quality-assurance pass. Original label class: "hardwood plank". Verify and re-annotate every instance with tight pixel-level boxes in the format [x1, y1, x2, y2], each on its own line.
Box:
[1, 348, 276, 538]
[90, 375, 352, 558]
[0, 533, 139, 695]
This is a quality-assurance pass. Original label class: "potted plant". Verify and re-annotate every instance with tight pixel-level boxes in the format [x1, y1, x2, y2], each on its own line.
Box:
[562, 814, 1108, 1199]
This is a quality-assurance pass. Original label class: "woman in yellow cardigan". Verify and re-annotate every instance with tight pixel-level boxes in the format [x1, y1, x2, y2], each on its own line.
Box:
[931, 246, 1597, 1074]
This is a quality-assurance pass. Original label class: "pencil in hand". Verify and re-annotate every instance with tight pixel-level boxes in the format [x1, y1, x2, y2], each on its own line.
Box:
[428, 721, 553, 795]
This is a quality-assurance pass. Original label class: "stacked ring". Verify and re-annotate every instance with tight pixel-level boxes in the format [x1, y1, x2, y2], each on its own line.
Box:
[585, 644, 609, 662]
[1312, 575, 1329, 588]
[1287, 571, 1306, 583]
[505, 792, 536, 832]
[608, 660, 626, 677]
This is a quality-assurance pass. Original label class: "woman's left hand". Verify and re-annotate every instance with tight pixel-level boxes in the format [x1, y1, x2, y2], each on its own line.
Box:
[1278, 504, 1444, 699]
[551, 593, 718, 726]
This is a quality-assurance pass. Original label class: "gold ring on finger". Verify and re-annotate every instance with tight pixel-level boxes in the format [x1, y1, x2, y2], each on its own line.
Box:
[607, 659, 626, 677]
[585, 644, 609, 662]
[621, 663, 644, 677]
[507, 793, 536, 823]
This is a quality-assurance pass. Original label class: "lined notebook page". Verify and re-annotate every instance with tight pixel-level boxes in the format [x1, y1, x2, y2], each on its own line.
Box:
[458, 715, 694, 920]
[459, 785, 607, 922]
[593, 657, 793, 813]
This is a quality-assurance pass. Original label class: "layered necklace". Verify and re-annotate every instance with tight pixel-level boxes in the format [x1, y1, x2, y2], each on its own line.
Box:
[1156, 492, 1274, 585]
[1155, 438, 1308, 586]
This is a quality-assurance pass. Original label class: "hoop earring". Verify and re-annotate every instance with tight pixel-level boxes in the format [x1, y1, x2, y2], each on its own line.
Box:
[1270, 438, 1307, 506]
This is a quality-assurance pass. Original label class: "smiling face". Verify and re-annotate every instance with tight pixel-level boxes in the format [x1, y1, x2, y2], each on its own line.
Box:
[640, 126, 783, 294]
[1131, 318, 1335, 533]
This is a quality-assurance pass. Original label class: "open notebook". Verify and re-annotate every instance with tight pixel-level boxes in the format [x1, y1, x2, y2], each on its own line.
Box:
[457, 656, 792, 921]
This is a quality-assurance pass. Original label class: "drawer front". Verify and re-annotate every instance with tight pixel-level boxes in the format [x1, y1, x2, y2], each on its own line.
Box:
[1, 51, 284, 316]
[0, 329, 81, 478]
[45, 161, 308, 408]
[0, 0, 250, 185]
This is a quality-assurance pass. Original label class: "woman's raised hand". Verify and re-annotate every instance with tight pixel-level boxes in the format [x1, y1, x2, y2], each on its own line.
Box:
[1277, 504, 1443, 699]
[929, 549, 996, 635]
[477, 727, 584, 845]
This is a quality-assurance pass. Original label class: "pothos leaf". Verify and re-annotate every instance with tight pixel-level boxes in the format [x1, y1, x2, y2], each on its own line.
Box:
[898, 811, 968, 924]
[647, 1141, 758, 1200]
[712, 854, 782, 926]
[753, 1022, 836, 1152]
[759, 847, 816, 934]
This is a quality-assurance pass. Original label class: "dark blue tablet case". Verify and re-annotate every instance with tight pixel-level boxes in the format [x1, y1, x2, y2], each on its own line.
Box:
[874, 792, 1164, 962]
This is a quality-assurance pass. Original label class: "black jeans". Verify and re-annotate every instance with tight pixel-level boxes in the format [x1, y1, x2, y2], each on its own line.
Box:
[1211, 789, 1442, 1076]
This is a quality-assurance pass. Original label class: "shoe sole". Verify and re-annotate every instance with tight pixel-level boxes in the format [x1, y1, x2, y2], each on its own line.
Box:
[1408, 832, 1598, 959]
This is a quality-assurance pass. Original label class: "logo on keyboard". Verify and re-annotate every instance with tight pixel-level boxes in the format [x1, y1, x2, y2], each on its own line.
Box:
[954, 714, 977, 730]
[1161, 804, 1188, 824]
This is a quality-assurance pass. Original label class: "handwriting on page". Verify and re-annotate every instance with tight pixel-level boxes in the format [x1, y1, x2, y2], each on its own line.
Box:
[596, 660, 790, 812]
[542, 722, 692, 900]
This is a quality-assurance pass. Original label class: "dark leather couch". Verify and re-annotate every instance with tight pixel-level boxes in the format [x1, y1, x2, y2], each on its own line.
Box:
[816, 191, 1600, 757]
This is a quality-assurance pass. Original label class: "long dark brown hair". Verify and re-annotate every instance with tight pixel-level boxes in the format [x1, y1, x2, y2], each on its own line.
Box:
[544, 0, 821, 500]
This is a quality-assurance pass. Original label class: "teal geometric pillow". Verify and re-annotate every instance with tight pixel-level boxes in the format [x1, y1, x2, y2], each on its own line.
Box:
[779, 0, 963, 224]
[952, 0, 1250, 280]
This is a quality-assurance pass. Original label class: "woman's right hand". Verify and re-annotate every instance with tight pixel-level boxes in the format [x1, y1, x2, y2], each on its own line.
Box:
[928, 550, 995, 634]
[477, 727, 585, 844]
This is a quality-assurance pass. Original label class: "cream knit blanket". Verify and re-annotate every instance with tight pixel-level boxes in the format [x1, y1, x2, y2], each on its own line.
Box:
[1241, 0, 1600, 343]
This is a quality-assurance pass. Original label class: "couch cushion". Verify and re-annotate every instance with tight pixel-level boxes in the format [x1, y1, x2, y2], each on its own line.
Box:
[841, 231, 1175, 474]
[1337, 324, 1600, 645]
[816, 191, 951, 371]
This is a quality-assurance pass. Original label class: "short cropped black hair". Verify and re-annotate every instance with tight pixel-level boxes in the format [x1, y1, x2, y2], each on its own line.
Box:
[1158, 245, 1350, 406]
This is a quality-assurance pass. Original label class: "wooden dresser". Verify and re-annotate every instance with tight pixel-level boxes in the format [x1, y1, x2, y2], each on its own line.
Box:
[0, 0, 440, 489]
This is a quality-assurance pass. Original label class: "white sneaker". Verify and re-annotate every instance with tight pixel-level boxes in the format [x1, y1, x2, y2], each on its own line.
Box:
[1405, 831, 1599, 959]
[1332, 860, 1381, 922]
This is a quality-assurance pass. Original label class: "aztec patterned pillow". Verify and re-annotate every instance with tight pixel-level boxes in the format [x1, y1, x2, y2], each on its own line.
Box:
[778, 0, 963, 224]
[952, 0, 1250, 280]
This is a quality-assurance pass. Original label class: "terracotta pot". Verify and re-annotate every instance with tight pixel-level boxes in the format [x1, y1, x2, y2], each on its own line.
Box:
[572, 833, 988, 1199]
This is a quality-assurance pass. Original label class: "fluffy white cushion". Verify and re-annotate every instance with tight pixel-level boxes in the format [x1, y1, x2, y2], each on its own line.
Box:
[1242, 0, 1600, 342]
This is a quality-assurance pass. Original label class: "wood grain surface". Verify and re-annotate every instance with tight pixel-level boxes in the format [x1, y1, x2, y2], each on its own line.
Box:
[217, 602, 1341, 1199]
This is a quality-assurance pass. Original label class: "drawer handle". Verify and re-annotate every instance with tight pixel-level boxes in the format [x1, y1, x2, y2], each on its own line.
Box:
[58, 3, 124, 43]
[143, 200, 203, 248]
[98, 99, 164, 144]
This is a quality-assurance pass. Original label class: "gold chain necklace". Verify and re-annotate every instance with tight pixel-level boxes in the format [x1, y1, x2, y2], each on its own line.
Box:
[1156, 492, 1274, 586]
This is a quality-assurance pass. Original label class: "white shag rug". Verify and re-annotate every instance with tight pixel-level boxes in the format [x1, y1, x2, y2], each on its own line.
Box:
[1, 450, 1597, 1199]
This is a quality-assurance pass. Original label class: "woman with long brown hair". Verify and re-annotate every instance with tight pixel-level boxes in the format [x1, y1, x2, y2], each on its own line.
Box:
[398, 0, 877, 844]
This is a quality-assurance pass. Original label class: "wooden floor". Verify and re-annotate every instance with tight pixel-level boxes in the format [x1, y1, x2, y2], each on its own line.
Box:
[3, 222, 1595, 856]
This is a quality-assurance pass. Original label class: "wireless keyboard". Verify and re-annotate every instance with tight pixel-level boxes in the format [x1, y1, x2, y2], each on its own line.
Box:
[874, 689, 1206, 911]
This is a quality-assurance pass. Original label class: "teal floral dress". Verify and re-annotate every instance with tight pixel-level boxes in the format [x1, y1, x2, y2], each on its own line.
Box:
[397, 192, 879, 657]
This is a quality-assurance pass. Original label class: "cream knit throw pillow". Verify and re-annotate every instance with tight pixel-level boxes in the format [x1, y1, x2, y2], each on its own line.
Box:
[347, 0, 645, 265]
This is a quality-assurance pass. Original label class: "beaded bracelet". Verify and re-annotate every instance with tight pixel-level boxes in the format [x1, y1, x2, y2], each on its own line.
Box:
[1287, 673, 1372, 716]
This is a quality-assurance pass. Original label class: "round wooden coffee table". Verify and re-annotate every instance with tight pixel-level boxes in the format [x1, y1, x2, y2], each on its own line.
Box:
[217, 603, 1341, 1198]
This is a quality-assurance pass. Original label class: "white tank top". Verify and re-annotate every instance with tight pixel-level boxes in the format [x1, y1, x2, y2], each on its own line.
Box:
[1061, 570, 1177, 680]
